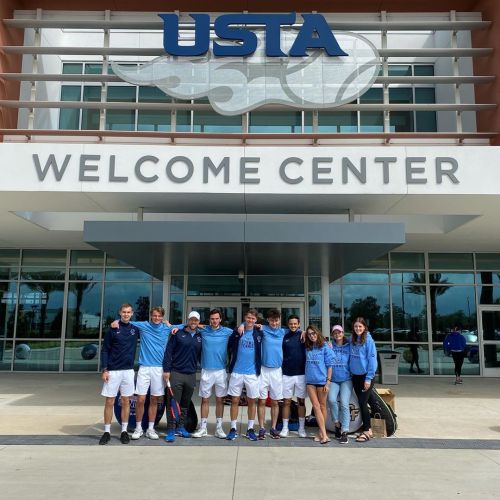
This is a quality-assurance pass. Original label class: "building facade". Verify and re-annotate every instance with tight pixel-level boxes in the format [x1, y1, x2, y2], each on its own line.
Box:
[1, 1, 499, 376]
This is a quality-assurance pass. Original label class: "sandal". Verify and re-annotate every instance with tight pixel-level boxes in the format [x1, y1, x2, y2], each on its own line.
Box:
[320, 438, 330, 444]
[355, 432, 371, 443]
[313, 436, 321, 442]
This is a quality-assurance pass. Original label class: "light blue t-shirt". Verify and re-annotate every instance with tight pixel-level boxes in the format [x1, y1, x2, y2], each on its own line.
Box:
[200, 325, 233, 370]
[131, 321, 173, 367]
[233, 330, 257, 375]
[261, 325, 287, 368]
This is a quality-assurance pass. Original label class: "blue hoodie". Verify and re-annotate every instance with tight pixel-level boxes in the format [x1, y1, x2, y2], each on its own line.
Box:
[349, 333, 377, 383]
[330, 340, 351, 383]
[305, 344, 334, 385]
[443, 331, 466, 352]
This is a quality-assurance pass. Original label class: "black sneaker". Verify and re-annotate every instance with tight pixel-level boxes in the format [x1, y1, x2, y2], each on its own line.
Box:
[99, 432, 111, 445]
[334, 425, 341, 439]
[120, 431, 130, 444]
[339, 432, 348, 444]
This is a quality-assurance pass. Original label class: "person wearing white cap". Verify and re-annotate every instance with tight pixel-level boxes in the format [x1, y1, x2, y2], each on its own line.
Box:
[162, 310, 202, 442]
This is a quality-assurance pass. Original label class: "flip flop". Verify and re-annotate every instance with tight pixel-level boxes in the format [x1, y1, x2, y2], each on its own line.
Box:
[355, 432, 371, 443]
[320, 438, 330, 444]
[313, 436, 321, 442]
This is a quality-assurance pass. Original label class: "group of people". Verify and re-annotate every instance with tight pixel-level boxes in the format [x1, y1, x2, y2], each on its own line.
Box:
[99, 303, 378, 446]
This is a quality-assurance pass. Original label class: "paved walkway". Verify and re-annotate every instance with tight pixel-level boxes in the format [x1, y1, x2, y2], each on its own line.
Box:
[1, 374, 499, 499]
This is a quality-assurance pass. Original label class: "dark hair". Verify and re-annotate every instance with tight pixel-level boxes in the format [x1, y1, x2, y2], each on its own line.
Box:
[304, 325, 325, 349]
[287, 314, 300, 323]
[209, 308, 222, 319]
[245, 308, 259, 318]
[119, 303, 133, 312]
[266, 308, 281, 320]
[352, 317, 368, 345]
[150, 306, 165, 316]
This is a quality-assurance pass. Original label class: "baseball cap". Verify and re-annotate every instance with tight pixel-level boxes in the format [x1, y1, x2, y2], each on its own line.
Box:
[188, 311, 200, 320]
[331, 324, 344, 333]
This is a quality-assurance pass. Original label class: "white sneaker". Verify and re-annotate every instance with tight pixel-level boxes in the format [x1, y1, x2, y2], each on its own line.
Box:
[279, 428, 289, 438]
[131, 428, 143, 440]
[214, 427, 227, 439]
[298, 428, 307, 438]
[145, 428, 159, 440]
[192, 427, 208, 438]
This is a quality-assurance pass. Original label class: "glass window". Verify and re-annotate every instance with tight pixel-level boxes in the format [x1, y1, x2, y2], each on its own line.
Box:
[70, 250, 104, 267]
[309, 293, 322, 329]
[0, 250, 20, 280]
[106, 86, 136, 131]
[0, 282, 17, 338]
[317, 111, 357, 132]
[102, 282, 152, 326]
[430, 285, 476, 342]
[429, 273, 474, 285]
[342, 272, 388, 284]
[62, 63, 83, 74]
[16, 283, 65, 339]
[105, 269, 153, 281]
[59, 86, 81, 129]
[82, 86, 101, 130]
[187, 276, 244, 296]
[138, 110, 170, 131]
[193, 111, 241, 133]
[415, 88, 437, 132]
[395, 343, 429, 375]
[429, 253, 473, 270]
[0, 341, 13, 370]
[152, 282, 163, 307]
[476, 254, 500, 271]
[64, 341, 100, 371]
[249, 112, 302, 133]
[169, 293, 184, 324]
[13, 341, 60, 371]
[364, 254, 389, 269]
[176, 110, 191, 132]
[66, 282, 102, 339]
[170, 276, 184, 293]
[308, 277, 321, 294]
[388, 65, 412, 76]
[84, 63, 103, 75]
[390, 252, 425, 270]
[389, 88, 413, 132]
[391, 272, 427, 284]
[477, 272, 500, 286]
[360, 88, 383, 132]
[432, 345, 479, 375]
[329, 283, 342, 328]
[247, 276, 304, 296]
[69, 269, 103, 281]
[342, 284, 390, 340]
[477, 286, 500, 305]
[21, 250, 67, 268]
[414, 65, 434, 76]
[391, 285, 427, 341]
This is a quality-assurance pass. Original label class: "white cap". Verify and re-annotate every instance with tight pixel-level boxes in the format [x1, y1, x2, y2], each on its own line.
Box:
[188, 311, 200, 320]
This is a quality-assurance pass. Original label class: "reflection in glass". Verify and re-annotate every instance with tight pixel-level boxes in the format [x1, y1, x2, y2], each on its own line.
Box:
[477, 272, 500, 286]
[102, 283, 152, 327]
[22, 249, 67, 267]
[478, 285, 500, 305]
[0, 282, 17, 338]
[342, 272, 388, 283]
[483, 344, 500, 368]
[0, 341, 13, 370]
[66, 282, 102, 339]
[169, 293, 184, 324]
[69, 269, 103, 281]
[329, 283, 342, 328]
[429, 273, 474, 284]
[21, 269, 66, 280]
[308, 277, 321, 294]
[428, 253, 473, 270]
[171, 276, 184, 293]
[188, 276, 244, 296]
[13, 341, 60, 371]
[247, 276, 304, 297]
[394, 343, 429, 374]
[391, 285, 427, 342]
[432, 345, 479, 375]
[70, 250, 104, 267]
[476, 254, 500, 271]
[342, 285, 390, 340]
[308, 293, 322, 329]
[480, 311, 500, 342]
[16, 283, 65, 338]
[105, 269, 153, 281]
[64, 341, 101, 371]
[390, 252, 425, 270]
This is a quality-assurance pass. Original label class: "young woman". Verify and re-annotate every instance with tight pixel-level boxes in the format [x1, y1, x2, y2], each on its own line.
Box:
[304, 325, 333, 444]
[327, 325, 352, 444]
[443, 326, 467, 384]
[349, 317, 377, 443]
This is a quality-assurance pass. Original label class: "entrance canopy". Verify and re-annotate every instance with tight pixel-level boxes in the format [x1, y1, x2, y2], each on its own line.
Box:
[84, 220, 405, 280]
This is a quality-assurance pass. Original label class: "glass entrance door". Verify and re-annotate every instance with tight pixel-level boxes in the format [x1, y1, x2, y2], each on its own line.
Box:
[478, 307, 500, 376]
[249, 302, 305, 328]
[186, 301, 241, 329]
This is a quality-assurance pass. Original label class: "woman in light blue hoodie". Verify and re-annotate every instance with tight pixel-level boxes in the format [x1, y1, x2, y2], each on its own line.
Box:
[349, 317, 377, 443]
[305, 325, 333, 444]
[327, 324, 352, 444]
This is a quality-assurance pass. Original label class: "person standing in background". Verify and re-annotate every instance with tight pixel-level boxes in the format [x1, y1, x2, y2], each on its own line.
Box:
[443, 326, 466, 385]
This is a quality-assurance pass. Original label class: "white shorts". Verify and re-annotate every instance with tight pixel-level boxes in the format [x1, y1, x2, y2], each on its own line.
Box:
[101, 369, 135, 398]
[199, 368, 228, 398]
[282, 375, 306, 399]
[135, 366, 164, 396]
[259, 366, 283, 400]
[227, 373, 260, 400]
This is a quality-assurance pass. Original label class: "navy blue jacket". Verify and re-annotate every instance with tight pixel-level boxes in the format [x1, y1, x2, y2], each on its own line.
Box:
[443, 331, 467, 352]
[227, 328, 263, 376]
[101, 321, 139, 371]
[282, 329, 306, 376]
[163, 327, 202, 374]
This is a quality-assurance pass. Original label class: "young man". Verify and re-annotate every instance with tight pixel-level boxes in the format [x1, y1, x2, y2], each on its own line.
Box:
[257, 308, 287, 440]
[191, 309, 233, 439]
[111, 306, 176, 440]
[280, 315, 307, 438]
[99, 303, 138, 445]
[226, 308, 263, 441]
[162, 311, 203, 442]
